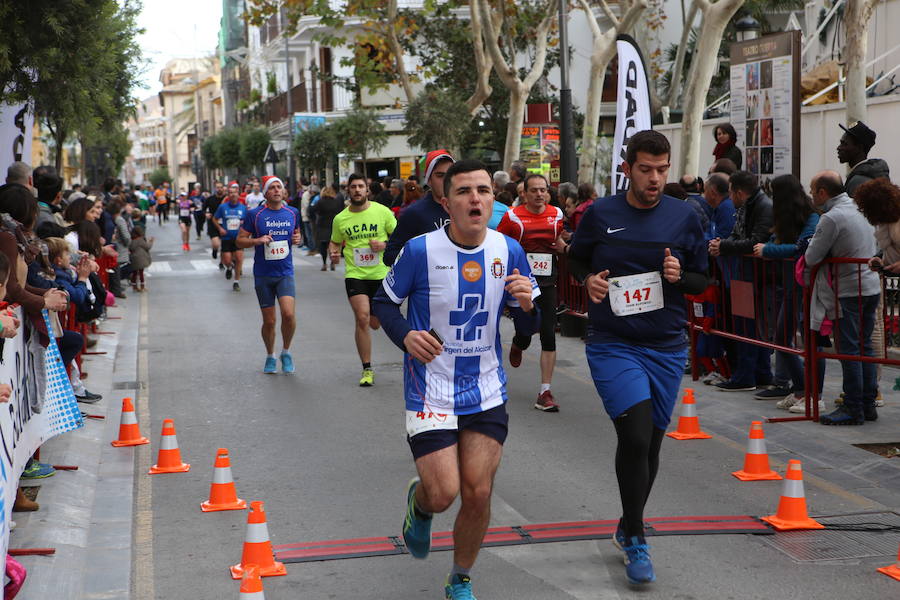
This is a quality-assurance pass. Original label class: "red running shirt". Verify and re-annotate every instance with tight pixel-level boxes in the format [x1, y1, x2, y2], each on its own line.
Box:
[497, 204, 565, 253]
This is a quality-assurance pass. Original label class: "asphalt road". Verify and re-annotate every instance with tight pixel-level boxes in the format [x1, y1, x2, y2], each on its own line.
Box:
[139, 217, 900, 599]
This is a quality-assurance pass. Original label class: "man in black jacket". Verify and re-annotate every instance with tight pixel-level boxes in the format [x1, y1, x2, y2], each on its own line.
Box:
[708, 171, 773, 391]
[837, 121, 890, 197]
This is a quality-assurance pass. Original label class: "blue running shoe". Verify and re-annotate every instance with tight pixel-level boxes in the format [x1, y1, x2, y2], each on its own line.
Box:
[263, 356, 277, 374]
[622, 536, 655, 584]
[402, 477, 431, 559]
[21, 460, 56, 480]
[444, 573, 476, 599]
[280, 351, 295, 374]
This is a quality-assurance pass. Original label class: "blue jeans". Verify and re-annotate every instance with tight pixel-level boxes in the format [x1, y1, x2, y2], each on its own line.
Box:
[302, 221, 314, 249]
[731, 315, 773, 386]
[836, 295, 879, 417]
[773, 283, 804, 393]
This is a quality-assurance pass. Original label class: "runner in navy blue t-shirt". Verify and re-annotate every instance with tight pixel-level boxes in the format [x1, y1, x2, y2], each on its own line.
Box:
[212, 182, 248, 292]
[237, 175, 302, 374]
[566, 131, 708, 585]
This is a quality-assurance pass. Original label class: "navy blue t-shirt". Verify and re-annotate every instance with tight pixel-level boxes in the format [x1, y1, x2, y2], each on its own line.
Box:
[240, 204, 300, 278]
[568, 193, 707, 351]
[383, 191, 449, 266]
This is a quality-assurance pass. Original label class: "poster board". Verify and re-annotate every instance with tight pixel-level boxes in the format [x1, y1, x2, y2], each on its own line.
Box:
[519, 125, 560, 176]
[729, 31, 801, 187]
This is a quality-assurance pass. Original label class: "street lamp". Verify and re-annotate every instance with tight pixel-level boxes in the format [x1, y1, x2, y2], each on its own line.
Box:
[557, 0, 577, 184]
[735, 15, 761, 42]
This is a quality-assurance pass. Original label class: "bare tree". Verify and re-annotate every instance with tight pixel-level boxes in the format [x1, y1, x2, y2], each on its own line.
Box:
[465, 1, 502, 116]
[665, 0, 699, 109]
[843, 0, 879, 125]
[476, 0, 557, 170]
[577, 0, 648, 183]
[677, 0, 745, 177]
[386, 0, 416, 103]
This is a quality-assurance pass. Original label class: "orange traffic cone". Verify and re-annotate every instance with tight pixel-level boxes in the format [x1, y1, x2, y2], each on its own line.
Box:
[666, 389, 712, 440]
[239, 564, 266, 599]
[732, 421, 782, 481]
[761, 460, 824, 531]
[201, 448, 247, 512]
[148, 419, 190, 474]
[230, 501, 287, 579]
[877, 543, 900, 581]
[111, 398, 149, 447]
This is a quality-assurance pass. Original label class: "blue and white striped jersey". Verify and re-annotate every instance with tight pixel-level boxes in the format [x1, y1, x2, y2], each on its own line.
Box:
[381, 228, 539, 415]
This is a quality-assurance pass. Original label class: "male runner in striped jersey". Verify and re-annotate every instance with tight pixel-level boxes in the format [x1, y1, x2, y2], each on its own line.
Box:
[374, 159, 540, 600]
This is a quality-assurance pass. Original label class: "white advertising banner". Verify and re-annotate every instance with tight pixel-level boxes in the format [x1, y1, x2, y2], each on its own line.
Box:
[0, 102, 34, 172]
[612, 34, 653, 194]
[0, 309, 84, 557]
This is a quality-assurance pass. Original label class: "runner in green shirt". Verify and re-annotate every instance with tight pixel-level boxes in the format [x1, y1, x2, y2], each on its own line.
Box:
[329, 173, 397, 386]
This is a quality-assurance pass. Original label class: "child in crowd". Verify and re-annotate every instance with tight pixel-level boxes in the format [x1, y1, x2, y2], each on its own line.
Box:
[44, 237, 103, 404]
[129, 226, 153, 292]
[45, 237, 94, 312]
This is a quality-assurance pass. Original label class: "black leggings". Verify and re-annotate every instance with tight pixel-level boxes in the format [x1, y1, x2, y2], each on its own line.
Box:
[512, 285, 556, 352]
[612, 399, 666, 539]
[319, 240, 329, 265]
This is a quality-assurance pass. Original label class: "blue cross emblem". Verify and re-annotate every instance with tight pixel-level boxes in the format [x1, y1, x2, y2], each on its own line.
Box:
[450, 294, 488, 341]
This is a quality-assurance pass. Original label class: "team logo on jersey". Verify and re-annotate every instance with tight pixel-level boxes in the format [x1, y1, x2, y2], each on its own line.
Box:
[490, 258, 504, 278]
[450, 293, 488, 341]
[461, 260, 482, 282]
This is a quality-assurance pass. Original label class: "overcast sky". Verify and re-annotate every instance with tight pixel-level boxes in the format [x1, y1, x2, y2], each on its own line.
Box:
[133, 0, 223, 99]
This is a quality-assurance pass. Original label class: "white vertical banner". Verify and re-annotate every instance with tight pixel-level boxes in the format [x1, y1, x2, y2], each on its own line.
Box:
[0, 310, 84, 558]
[0, 102, 34, 171]
[612, 34, 653, 194]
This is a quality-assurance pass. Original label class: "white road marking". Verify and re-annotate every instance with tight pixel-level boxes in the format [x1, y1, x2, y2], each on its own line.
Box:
[146, 262, 171, 273]
[190, 260, 219, 271]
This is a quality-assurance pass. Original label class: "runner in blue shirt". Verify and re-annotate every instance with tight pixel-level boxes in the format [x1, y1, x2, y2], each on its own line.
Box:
[373, 159, 540, 600]
[212, 182, 248, 292]
[566, 131, 708, 585]
[236, 175, 302, 374]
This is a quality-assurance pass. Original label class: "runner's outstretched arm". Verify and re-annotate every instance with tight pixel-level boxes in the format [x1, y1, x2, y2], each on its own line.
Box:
[372, 288, 411, 351]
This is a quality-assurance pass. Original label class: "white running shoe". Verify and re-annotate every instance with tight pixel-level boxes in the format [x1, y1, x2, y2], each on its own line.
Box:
[789, 400, 826, 414]
[776, 395, 802, 410]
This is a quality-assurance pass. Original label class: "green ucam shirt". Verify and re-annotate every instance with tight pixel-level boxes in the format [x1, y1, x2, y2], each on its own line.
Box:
[330, 201, 397, 280]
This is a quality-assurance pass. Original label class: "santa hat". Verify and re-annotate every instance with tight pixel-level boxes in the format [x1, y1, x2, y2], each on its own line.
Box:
[422, 149, 454, 184]
[228, 180, 240, 188]
[261, 175, 284, 196]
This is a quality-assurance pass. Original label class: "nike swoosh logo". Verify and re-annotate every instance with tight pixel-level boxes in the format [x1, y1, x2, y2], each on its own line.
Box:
[606, 227, 626, 234]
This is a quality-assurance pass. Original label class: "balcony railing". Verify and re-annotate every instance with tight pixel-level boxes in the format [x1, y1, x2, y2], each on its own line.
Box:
[257, 82, 354, 125]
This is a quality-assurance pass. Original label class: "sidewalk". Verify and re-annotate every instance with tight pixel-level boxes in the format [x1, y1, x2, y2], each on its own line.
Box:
[12, 297, 139, 600]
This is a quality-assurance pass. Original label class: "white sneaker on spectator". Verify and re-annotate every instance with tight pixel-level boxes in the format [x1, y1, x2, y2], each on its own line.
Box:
[875, 393, 885, 407]
[789, 400, 825, 414]
[702, 372, 727, 386]
[776, 395, 802, 410]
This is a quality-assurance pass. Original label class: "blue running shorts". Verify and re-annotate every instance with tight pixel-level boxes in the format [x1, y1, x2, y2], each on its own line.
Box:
[585, 342, 687, 430]
[254, 275, 296, 308]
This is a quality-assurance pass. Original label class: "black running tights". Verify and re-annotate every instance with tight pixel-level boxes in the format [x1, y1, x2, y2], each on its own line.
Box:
[613, 399, 666, 538]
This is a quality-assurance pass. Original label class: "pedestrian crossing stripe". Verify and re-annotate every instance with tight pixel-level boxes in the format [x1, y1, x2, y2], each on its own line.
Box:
[189, 260, 219, 271]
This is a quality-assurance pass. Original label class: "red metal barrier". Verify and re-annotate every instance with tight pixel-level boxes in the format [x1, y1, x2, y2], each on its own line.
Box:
[556, 255, 589, 318]
[97, 254, 116, 289]
[807, 257, 900, 416]
[686, 256, 814, 422]
[687, 255, 898, 424]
